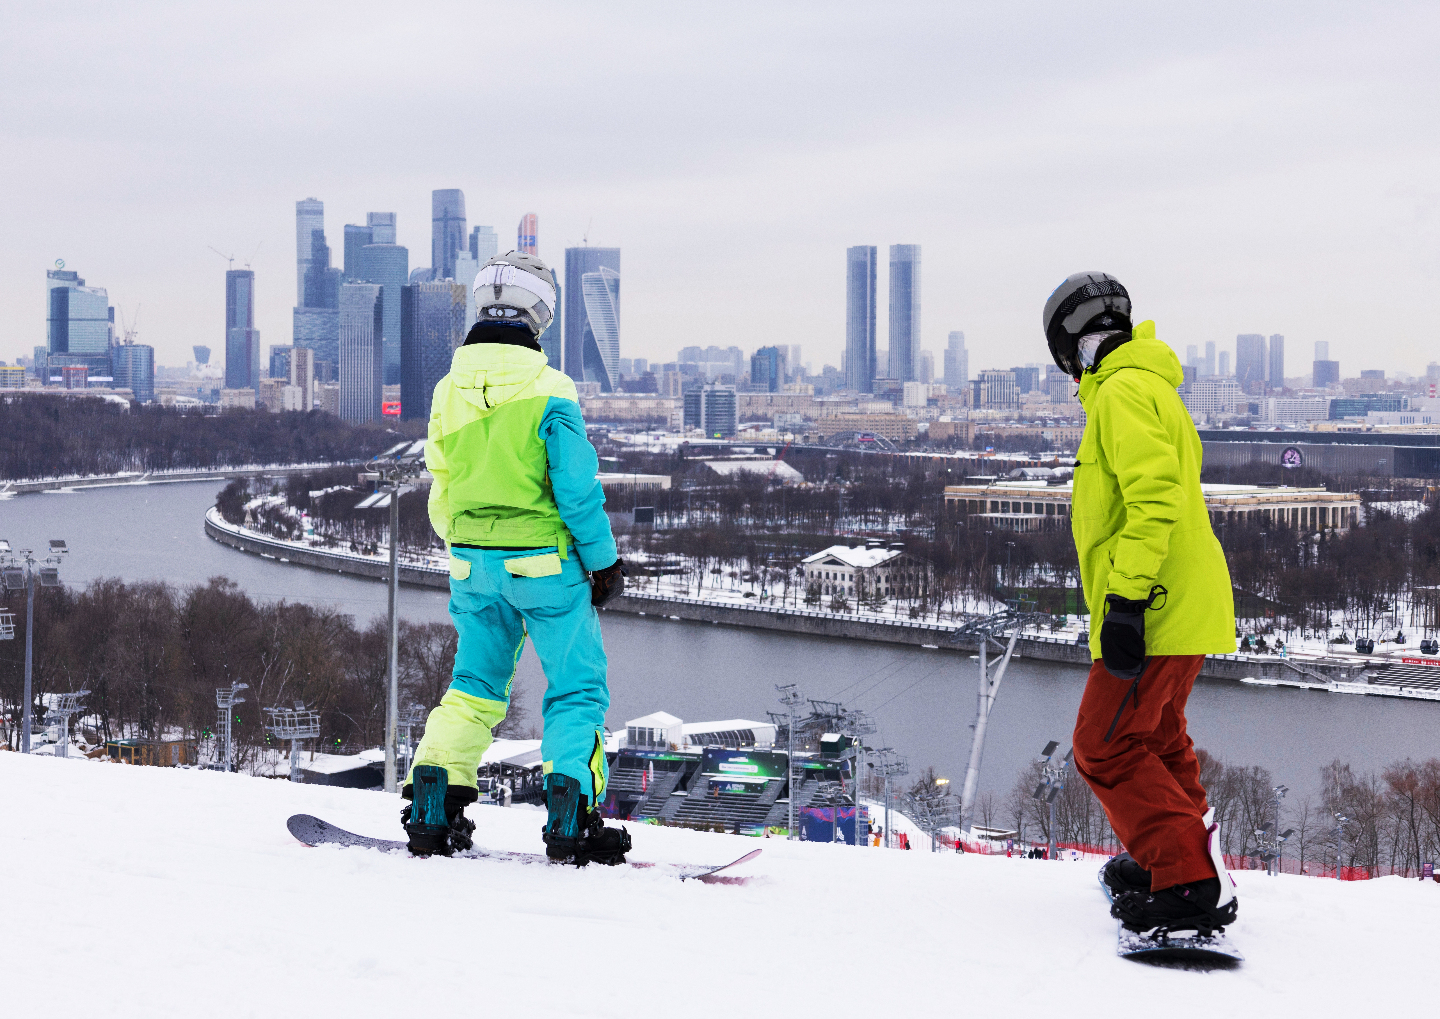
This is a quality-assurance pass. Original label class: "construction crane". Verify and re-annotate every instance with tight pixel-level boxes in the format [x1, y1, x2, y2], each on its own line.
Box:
[208, 245, 235, 270]
[117, 305, 141, 345]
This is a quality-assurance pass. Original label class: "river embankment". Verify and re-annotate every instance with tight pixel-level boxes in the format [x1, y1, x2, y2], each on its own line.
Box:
[203, 507, 1439, 699]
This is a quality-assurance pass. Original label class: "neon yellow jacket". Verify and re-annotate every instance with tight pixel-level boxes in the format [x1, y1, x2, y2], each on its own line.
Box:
[1073, 322, 1236, 657]
[426, 342, 617, 570]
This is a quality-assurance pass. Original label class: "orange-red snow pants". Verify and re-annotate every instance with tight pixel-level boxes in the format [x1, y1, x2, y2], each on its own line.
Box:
[1072, 654, 1215, 892]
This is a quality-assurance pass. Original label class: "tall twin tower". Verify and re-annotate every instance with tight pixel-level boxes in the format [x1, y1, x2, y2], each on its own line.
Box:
[845, 244, 920, 393]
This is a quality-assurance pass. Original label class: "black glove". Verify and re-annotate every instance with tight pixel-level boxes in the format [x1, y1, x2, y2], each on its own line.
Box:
[590, 559, 627, 607]
[1100, 585, 1166, 679]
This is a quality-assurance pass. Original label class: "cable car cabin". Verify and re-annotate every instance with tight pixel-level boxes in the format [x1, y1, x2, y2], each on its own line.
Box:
[105, 739, 199, 767]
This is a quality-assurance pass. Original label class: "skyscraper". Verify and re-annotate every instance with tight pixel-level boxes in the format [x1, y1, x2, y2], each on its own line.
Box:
[1314, 340, 1329, 361]
[225, 269, 260, 391]
[293, 198, 339, 365]
[1218, 350, 1231, 377]
[367, 212, 396, 244]
[193, 345, 211, 365]
[454, 251, 479, 333]
[1186, 344, 1198, 369]
[343, 224, 372, 280]
[1268, 334, 1285, 389]
[564, 247, 621, 390]
[359, 239, 410, 385]
[431, 189, 467, 281]
[295, 198, 325, 304]
[471, 225, 499, 263]
[845, 246, 877, 393]
[111, 343, 155, 402]
[539, 278, 562, 372]
[338, 283, 383, 423]
[1204, 341, 1216, 378]
[517, 213, 538, 255]
[400, 281, 465, 421]
[944, 331, 968, 389]
[46, 268, 112, 375]
[290, 345, 314, 409]
[751, 347, 785, 392]
[1235, 334, 1267, 395]
[888, 245, 921, 383]
[1313, 359, 1340, 387]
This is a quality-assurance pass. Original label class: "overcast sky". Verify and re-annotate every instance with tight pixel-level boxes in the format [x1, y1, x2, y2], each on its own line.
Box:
[4, 1, 1437, 377]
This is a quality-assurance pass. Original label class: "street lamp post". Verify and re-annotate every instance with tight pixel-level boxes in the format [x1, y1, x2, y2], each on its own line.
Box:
[358, 439, 429, 794]
[1, 539, 68, 753]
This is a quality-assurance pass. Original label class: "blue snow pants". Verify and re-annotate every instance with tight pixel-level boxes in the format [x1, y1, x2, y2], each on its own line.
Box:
[408, 546, 610, 805]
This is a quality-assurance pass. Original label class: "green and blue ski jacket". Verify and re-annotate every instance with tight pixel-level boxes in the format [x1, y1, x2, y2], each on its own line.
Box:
[425, 342, 617, 571]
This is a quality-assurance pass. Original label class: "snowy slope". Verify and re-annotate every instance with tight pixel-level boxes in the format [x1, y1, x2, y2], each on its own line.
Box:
[3, 754, 1436, 1018]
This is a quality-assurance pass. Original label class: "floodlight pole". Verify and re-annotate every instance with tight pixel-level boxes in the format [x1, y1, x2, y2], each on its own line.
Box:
[361, 440, 427, 795]
[22, 565, 34, 753]
[386, 487, 400, 793]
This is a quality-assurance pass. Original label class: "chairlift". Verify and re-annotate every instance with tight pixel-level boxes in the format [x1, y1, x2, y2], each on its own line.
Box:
[0, 610, 15, 640]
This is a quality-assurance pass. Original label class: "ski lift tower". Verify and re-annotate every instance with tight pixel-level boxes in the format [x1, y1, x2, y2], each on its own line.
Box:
[357, 438, 428, 794]
[1031, 740, 1074, 861]
[43, 690, 90, 758]
[775, 683, 806, 839]
[950, 604, 1051, 833]
[837, 709, 876, 848]
[214, 682, 249, 772]
[870, 748, 909, 848]
[1, 538, 68, 753]
[264, 701, 322, 782]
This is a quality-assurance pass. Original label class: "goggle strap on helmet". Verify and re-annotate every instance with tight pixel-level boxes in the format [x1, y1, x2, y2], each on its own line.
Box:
[1050, 278, 1129, 326]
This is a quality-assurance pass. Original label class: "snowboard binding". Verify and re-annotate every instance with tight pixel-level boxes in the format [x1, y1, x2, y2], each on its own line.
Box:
[541, 773, 631, 866]
[402, 765, 478, 857]
[1111, 877, 1239, 937]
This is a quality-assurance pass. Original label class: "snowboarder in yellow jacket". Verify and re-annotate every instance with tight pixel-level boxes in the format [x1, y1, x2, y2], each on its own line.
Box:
[403, 251, 630, 865]
[1043, 272, 1239, 937]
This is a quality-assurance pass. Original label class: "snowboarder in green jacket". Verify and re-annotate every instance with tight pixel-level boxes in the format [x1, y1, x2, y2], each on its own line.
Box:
[1044, 272, 1239, 936]
[402, 251, 629, 866]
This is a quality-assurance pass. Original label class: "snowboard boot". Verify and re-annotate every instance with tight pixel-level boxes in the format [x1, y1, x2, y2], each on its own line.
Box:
[1111, 877, 1240, 936]
[1100, 851, 1152, 899]
[401, 765, 478, 857]
[540, 773, 632, 866]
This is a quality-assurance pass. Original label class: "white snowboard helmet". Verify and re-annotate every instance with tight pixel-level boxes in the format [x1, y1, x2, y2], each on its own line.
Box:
[474, 251, 557, 338]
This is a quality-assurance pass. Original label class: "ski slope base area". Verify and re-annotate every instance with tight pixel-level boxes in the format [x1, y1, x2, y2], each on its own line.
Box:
[4, 754, 1435, 1018]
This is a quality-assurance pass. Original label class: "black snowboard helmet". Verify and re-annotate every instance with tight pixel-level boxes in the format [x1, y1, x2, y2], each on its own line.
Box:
[1043, 272, 1132, 379]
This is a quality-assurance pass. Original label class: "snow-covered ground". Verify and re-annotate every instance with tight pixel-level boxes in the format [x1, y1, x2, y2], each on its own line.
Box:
[5, 753, 1437, 1017]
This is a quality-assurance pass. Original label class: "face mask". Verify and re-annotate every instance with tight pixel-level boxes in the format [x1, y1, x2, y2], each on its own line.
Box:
[1078, 330, 1125, 372]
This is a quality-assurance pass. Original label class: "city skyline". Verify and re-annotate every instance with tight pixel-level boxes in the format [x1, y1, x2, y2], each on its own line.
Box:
[4, 5, 1439, 376]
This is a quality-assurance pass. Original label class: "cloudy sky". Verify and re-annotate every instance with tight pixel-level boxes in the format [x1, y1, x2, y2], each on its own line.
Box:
[4, 1, 1437, 377]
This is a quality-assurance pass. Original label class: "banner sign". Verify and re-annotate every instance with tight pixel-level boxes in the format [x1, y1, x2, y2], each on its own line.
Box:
[699, 748, 788, 781]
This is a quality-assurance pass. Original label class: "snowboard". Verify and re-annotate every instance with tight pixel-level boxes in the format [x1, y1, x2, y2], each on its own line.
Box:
[1098, 862, 1243, 968]
[286, 814, 762, 884]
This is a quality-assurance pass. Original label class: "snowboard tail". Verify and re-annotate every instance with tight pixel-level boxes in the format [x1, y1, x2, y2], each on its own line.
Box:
[286, 814, 761, 884]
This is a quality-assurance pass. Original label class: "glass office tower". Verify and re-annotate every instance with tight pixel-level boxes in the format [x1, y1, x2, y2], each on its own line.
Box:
[400, 281, 465, 421]
[845, 246, 877, 393]
[338, 283, 384, 423]
[431, 189, 467, 281]
[564, 247, 620, 390]
[888, 244, 921, 383]
[225, 269, 261, 390]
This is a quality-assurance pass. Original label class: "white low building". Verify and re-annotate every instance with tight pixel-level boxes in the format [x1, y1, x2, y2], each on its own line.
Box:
[801, 545, 933, 602]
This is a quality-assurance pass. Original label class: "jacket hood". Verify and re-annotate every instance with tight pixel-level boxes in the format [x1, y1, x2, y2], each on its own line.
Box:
[447, 342, 551, 410]
[1076, 321, 1183, 405]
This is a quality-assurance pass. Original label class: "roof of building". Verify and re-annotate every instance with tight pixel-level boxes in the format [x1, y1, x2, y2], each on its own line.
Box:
[801, 545, 903, 568]
[681, 719, 771, 736]
[627, 711, 682, 728]
[701, 459, 805, 483]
